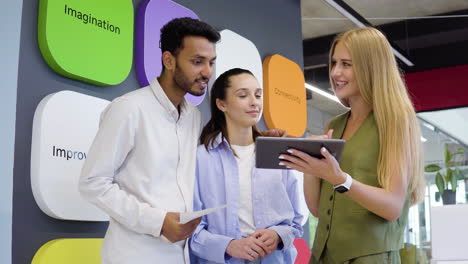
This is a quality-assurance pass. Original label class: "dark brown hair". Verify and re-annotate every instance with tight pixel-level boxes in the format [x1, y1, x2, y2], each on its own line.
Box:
[160, 17, 220, 70]
[200, 68, 262, 152]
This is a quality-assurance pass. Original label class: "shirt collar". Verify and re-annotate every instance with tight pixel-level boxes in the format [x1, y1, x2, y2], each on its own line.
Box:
[208, 133, 229, 150]
[149, 78, 193, 121]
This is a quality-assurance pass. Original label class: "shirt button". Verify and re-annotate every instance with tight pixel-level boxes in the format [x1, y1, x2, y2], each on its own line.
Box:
[329, 195, 333, 201]
[326, 224, 330, 231]
[327, 209, 331, 215]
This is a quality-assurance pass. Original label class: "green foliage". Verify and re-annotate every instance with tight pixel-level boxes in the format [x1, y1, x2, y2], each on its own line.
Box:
[425, 146, 466, 194]
[425, 164, 441, 172]
[308, 214, 318, 246]
[435, 172, 445, 194]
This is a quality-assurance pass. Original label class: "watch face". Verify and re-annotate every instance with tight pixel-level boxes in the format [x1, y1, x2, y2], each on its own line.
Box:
[335, 186, 349, 193]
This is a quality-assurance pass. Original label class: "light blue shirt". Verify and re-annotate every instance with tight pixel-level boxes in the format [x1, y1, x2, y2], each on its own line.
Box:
[190, 134, 305, 264]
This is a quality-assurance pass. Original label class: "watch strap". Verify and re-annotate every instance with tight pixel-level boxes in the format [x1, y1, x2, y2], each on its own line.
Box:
[333, 173, 352, 193]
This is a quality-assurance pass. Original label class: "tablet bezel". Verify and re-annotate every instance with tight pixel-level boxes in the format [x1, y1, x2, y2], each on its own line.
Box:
[255, 137, 346, 169]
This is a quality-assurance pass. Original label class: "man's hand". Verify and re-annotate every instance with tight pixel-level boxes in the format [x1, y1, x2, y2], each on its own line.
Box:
[161, 212, 201, 243]
[261, 128, 288, 138]
[226, 236, 269, 261]
[251, 229, 282, 254]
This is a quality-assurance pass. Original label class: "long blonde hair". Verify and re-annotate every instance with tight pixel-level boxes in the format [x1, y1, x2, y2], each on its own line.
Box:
[330, 27, 425, 205]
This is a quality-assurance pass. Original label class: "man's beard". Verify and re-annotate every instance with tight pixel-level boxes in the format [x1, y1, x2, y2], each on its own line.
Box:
[173, 65, 207, 97]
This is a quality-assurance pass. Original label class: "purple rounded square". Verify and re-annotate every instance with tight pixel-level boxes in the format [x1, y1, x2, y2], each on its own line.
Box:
[136, 0, 205, 105]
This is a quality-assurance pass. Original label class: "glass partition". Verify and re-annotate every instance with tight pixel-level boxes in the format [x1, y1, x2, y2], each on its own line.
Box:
[305, 106, 468, 263]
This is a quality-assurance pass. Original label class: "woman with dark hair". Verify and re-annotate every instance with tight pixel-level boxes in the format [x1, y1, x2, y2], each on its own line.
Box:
[190, 68, 306, 264]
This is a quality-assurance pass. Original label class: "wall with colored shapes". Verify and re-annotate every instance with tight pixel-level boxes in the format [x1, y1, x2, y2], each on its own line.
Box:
[11, 0, 304, 263]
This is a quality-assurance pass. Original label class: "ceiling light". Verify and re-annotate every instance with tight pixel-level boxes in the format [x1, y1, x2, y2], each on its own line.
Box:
[421, 121, 436, 131]
[391, 48, 414, 67]
[421, 136, 427, 143]
[304, 64, 328, 70]
[324, 0, 414, 67]
[305, 83, 340, 103]
[324, 0, 366, 27]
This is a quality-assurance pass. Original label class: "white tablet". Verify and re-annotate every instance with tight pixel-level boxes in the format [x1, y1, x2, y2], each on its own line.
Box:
[255, 137, 346, 169]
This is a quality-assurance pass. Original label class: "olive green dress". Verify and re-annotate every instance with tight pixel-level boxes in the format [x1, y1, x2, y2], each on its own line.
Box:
[310, 111, 409, 264]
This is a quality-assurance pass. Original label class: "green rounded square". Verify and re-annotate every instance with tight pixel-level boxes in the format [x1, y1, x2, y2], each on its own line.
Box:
[38, 0, 133, 86]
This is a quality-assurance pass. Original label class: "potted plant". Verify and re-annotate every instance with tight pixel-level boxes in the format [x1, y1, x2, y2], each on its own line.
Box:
[424, 146, 465, 205]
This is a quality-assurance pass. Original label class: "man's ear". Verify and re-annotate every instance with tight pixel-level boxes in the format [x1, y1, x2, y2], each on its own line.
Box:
[162, 51, 175, 71]
[216, 98, 226, 112]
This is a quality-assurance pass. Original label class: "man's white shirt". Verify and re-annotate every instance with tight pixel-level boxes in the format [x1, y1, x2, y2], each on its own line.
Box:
[79, 79, 201, 264]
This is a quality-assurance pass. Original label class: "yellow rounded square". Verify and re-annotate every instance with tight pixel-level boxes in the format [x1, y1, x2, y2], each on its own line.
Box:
[32, 239, 103, 264]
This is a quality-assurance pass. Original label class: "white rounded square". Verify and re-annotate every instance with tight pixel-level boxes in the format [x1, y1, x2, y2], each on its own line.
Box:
[31, 91, 110, 221]
[209, 30, 263, 93]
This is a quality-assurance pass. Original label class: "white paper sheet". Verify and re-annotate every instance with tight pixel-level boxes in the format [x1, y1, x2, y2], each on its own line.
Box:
[179, 204, 228, 224]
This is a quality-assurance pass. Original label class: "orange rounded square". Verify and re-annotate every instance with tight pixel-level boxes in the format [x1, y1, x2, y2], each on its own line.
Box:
[263, 54, 307, 137]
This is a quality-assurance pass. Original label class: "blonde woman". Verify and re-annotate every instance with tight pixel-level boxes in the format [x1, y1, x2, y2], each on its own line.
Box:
[280, 27, 426, 264]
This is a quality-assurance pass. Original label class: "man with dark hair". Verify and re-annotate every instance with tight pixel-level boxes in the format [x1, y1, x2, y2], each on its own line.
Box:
[79, 17, 220, 263]
[160, 17, 220, 61]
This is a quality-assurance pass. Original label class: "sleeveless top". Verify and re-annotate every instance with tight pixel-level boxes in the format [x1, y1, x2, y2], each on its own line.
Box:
[311, 111, 409, 263]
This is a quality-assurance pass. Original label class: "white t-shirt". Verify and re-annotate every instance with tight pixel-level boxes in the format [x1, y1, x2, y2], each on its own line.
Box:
[231, 143, 256, 237]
